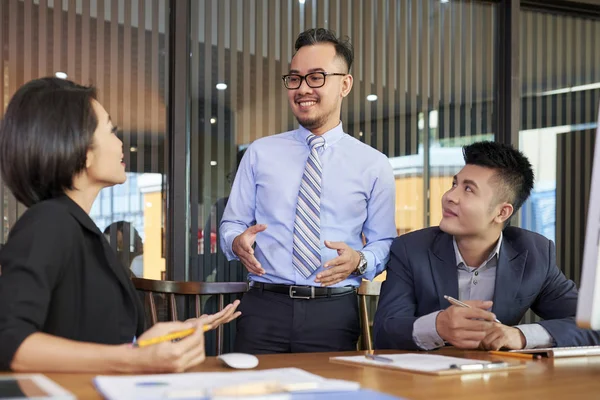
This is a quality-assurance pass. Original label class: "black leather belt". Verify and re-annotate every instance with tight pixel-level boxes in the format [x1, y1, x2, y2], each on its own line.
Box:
[249, 281, 356, 299]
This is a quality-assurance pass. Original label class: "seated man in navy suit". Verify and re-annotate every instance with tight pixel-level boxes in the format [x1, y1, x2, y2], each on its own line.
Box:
[374, 141, 600, 351]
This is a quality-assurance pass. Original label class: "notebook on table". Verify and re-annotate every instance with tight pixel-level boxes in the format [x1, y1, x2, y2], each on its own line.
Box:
[329, 353, 526, 376]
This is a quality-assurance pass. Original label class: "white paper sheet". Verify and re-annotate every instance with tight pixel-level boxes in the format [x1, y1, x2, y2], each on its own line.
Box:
[93, 367, 360, 400]
[331, 353, 491, 373]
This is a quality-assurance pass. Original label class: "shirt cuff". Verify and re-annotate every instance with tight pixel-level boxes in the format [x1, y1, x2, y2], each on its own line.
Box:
[514, 323, 556, 349]
[220, 229, 243, 261]
[412, 311, 445, 350]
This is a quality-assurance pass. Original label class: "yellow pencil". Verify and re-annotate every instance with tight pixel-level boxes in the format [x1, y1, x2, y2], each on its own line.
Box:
[488, 350, 541, 360]
[134, 325, 211, 348]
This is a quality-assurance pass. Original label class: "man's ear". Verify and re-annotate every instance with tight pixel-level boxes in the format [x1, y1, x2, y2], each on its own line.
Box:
[495, 203, 514, 225]
[341, 74, 353, 98]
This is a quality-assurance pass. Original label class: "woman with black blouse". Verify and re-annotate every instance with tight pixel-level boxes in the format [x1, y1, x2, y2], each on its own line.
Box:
[0, 77, 240, 372]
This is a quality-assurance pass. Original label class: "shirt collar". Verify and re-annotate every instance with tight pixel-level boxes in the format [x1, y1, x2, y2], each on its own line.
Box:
[295, 122, 345, 148]
[453, 232, 503, 269]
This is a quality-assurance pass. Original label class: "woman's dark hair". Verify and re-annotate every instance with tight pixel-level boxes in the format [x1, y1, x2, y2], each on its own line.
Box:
[0, 77, 98, 207]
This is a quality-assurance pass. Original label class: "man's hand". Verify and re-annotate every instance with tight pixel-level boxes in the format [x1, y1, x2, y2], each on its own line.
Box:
[315, 241, 361, 286]
[435, 300, 497, 349]
[479, 324, 526, 351]
[232, 224, 267, 275]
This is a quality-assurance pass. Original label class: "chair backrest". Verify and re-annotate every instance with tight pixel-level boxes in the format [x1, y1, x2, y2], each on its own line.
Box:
[357, 280, 382, 352]
[132, 278, 248, 354]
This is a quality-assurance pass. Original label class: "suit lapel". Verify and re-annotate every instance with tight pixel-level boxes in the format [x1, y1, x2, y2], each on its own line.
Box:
[429, 232, 459, 309]
[492, 237, 527, 323]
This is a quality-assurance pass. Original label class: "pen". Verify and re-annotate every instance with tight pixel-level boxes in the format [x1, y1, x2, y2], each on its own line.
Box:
[450, 361, 509, 371]
[489, 350, 541, 360]
[136, 381, 169, 387]
[444, 295, 501, 323]
[365, 354, 394, 363]
[134, 326, 211, 348]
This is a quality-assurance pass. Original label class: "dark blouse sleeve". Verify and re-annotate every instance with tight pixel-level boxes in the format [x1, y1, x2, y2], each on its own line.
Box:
[0, 204, 75, 370]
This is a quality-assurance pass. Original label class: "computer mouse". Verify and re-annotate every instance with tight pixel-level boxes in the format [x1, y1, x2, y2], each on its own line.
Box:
[217, 352, 259, 369]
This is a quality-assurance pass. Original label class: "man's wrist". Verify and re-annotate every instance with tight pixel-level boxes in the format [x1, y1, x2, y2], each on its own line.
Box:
[353, 250, 367, 275]
[232, 235, 242, 253]
[518, 328, 526, 349]
[434, 310, 445, 339]
[230, 236, 237, 256]
[513, 326, 527, 349]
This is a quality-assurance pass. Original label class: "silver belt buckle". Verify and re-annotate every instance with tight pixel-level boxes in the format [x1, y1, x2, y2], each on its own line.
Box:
[289, 285, 314, 299]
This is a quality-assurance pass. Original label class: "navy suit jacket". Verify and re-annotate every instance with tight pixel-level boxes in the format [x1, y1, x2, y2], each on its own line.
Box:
[373, 226, 600, 350]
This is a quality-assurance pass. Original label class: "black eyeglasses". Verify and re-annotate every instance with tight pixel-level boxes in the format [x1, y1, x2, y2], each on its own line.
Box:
[282, 72, 347, 89]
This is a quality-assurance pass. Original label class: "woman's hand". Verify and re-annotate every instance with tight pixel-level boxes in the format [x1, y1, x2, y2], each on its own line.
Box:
[186, 299, 242, 330]
[132, 318, 209, 373]
[127, 301, 241, 373]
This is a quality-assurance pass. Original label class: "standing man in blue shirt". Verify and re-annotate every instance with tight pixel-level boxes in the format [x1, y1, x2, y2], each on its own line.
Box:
[220, 28, 396, 354]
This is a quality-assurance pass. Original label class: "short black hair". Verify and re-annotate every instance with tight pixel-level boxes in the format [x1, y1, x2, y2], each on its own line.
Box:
[463, 141, 535, 215]
[0, 77, 98, 207]
[294, 28, 353, 72]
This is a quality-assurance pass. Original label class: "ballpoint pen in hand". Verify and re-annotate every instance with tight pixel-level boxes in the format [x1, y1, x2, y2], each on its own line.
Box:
[443, 295, 501, 323]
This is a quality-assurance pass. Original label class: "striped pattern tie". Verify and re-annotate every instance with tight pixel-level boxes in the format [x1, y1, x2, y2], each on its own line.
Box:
[292, 134, 326, 278]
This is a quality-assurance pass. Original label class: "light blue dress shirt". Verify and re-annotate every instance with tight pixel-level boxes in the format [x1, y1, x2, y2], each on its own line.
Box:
[220, 123, 397, 286]
[413, 233, 555, 350]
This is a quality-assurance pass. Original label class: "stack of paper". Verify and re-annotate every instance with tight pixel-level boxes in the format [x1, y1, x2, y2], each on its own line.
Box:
[330, 353, 525, 375]
[94, 367, 364, 400]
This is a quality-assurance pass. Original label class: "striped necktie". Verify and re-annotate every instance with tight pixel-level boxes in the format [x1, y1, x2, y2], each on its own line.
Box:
[292, 134, 326, 278]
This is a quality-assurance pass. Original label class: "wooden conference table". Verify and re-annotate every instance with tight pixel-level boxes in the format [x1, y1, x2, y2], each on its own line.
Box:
[19, 349, 600, 399]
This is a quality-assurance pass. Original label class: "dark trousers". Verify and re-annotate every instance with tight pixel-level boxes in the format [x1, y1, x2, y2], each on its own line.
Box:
[234, 287, 360, 354]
